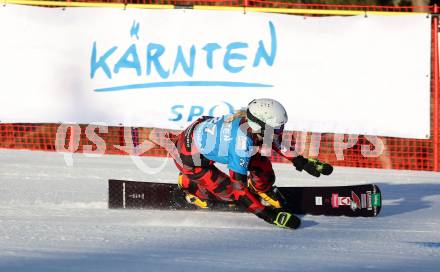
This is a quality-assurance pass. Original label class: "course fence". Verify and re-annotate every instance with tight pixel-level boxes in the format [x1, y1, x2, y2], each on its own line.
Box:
[0, 0, 438, 171]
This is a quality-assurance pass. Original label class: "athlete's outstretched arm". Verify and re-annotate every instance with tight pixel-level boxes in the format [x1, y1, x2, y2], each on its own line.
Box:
[272, 134, 333, 177]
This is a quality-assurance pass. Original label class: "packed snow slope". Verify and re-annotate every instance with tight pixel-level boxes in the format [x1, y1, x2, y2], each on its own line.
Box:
[0, 149, 439, 272]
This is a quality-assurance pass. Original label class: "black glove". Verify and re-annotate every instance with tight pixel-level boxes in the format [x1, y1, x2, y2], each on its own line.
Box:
[293, 155, 333, 177]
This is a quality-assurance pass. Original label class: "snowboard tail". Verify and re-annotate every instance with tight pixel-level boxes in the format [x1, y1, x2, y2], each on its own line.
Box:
[108, 179, 381, 217]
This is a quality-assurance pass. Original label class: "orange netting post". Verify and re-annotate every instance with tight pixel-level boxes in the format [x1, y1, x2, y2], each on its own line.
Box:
[433, 5, 439, 171]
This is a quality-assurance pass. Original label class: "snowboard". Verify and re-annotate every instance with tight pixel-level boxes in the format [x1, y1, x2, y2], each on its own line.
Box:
[108, 179, 381, 217]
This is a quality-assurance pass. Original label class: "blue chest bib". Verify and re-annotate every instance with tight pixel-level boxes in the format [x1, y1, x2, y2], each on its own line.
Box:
[193, 116, 255, 175]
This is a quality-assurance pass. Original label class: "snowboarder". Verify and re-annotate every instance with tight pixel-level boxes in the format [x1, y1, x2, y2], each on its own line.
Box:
[172, 98, 333, 229]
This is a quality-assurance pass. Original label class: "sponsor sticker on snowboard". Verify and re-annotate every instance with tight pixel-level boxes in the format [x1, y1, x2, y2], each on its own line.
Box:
[315, 196, 323, 206]
[350, 191, 361, 211]
[329, 190, 380, 216]
[331, 194, 339, 208]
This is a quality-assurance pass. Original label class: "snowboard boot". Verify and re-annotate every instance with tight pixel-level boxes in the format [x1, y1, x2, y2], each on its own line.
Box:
[257, 208, 301, 229]
[178, 173, 209, 209]
[249, 181, 286, 209]
[273, 211, 301, 229]
[184, 193, 209, 209]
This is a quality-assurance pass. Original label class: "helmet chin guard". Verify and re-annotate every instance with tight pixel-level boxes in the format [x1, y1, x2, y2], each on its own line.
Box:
[246, 98, 288, 134]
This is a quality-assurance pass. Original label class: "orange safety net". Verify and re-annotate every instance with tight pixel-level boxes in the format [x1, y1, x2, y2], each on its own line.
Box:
[0, 1, 439, 171]
[0, 123, 437, 170]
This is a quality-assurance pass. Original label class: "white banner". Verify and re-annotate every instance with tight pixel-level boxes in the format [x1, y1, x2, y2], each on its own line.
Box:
[0, 5, 431, 138]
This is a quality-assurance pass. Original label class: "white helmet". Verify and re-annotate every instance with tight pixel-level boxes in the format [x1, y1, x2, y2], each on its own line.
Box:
[246, 98, 288, 133]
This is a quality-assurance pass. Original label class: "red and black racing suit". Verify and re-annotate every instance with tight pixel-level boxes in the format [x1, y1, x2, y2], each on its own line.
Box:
[172, 117, 282, 221]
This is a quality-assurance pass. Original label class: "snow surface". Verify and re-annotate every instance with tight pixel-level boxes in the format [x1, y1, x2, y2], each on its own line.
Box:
[0, 149, 440, 272]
